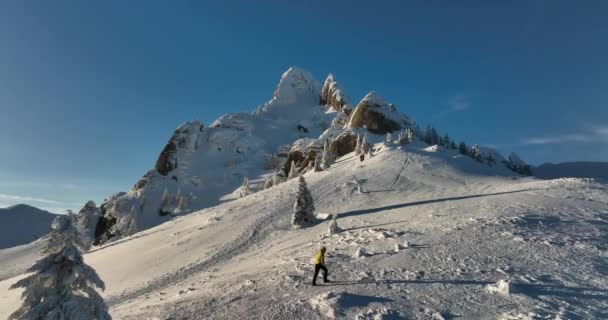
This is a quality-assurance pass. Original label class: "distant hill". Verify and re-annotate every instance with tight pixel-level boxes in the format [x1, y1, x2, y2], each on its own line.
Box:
[533, 162, 608, 180]
[0, 204, 59, 249]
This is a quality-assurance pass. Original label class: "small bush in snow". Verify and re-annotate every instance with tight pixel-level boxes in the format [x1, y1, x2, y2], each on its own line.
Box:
[292, 176, 315, 229]
[9, 215, 111, 320]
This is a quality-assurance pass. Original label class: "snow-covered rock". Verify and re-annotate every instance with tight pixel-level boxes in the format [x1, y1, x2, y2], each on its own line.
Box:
[320, 74, 350, 112]
[485, 279, 511, 296]
[348, 92, 413, 134]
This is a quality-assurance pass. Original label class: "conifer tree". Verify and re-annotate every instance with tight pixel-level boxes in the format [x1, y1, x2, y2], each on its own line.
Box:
[321, 140, 334, 170]
[239, 177, 250, 198]
[314, 153, 323, 172]
[288, 161, 299, 179]
[125, 205, 139, 236]
[10, 215, 111, 320]
[459, 142, 468, 155]
[177, 194, 188, 212]
[450, 139, 457, 149]
[385, 132, 392, 145]
[292, 176, 315, 229]
[262, 176, 272, 190]
[355, 134, 363, 155]
[471, 145, 483, 162]
[161, 188, 170, 207]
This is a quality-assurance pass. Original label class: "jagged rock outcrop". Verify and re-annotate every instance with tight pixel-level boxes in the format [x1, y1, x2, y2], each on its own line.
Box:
[320, 74, 349, 111]
[76, 200, 102, 247]
[331, 112, 349, 128]
[283, 139, 323, 176]
[347, 92, 413, 134]
[329, 130, 358, 157]
[155, 121, 204, 176]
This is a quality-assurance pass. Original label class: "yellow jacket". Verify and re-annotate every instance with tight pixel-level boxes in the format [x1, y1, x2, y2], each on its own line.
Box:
[314, 248, 326, 265]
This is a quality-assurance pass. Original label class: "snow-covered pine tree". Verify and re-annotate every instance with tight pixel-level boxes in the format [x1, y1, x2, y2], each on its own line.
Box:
[291, 176, 315, 229]
[321, 140, 333, 170]
[314, 153, 323, 172]
[385, 132, 392, 145]
[471, 145, 483, 162]
[173, 188, 182, 205]
[124, 205, 139, 236]
[10, 215, 111, 320]
[239, 177, 250, 198]
[355, 134, 363, 155]
[161, 188, 170, 207]
[450, 139, 457, 149]
[288, 160, 299, 179]
[442, 133, 451, 147]
[327, 214, 341, 235]
[263, 176, 273, 190]
[459, 142, 468, 155]
[486, 152, 496, 166]
[177, 194, 188, 212]
[406, 127, 415, 143]
[397, 130, 407, 145]
[361, 134, 370, 154]
[139, 195, 147, 211]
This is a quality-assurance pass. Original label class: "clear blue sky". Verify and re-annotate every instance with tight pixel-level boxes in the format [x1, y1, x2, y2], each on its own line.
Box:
[1, 1, 607, 213]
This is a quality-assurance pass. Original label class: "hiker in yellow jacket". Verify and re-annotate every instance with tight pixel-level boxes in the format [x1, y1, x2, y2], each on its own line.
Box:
[312, 246, 329, 286]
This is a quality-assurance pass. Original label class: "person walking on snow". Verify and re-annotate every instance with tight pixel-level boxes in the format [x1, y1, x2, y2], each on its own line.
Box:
[312, 246, 329, 286]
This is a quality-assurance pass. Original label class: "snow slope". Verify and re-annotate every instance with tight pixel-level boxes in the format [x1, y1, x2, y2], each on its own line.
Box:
[0, 204, 58, 249]
[1, 144, 607, 319]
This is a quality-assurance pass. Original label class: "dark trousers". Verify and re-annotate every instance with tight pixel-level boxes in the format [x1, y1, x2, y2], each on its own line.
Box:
[312, 264, 328, 284]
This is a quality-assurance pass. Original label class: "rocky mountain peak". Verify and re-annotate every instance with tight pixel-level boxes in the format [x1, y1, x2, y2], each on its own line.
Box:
[271, 67, 321, 106]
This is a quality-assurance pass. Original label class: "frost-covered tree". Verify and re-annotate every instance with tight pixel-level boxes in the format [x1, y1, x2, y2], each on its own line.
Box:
[450, 139, 457, 149]
[321, 140, 334, 170]
[385, 132, 392, 145]
[406, 127, 415, 143]
[471, 145, 483, 162]
[10, 215, 111, 320]
[355, 134, 363, 155]
[327, 214, 341, 235]
[288, 160, 299, 179]
[314, 153, 323, 172]
[239, 177, 250, 198]
[442, 134, 451, 147]
[486, 152, 496, 166]
[361, 134, 370, 154]
[292, 176, 315, 229]
[262, 176, 273, 190]
[459, 142, 468, 155]
[125, 205, 139, 236]
[177, 194, 188, 212]
[161, 188, 170, 207]
[424, 126, 439, 145]
[397, 130, 407, 145]
[173, 188, 182, 205]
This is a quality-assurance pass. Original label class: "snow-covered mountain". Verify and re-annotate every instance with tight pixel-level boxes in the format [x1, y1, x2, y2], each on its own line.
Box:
[0, 204, 58, 249]
[533, 161, 608, 180]
[86, 67, 528, 246]
[2, 142, 607, 319]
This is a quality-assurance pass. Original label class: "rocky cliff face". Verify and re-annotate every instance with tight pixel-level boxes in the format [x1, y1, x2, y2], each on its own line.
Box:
[348, 92, 413, 134]
[320, 74, 350, 112]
